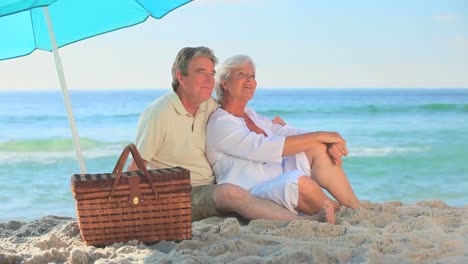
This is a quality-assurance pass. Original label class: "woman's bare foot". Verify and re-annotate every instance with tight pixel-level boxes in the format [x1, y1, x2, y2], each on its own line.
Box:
[331, 200, 340, 210]
[300, 200, 339, 223]
[349, 200, 366, 209]
[301, 211, 324, 222]
[323, 200, 337, 224]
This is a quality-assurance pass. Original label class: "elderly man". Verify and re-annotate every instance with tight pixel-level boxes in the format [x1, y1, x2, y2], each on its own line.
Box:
[128, 46, 312, 221]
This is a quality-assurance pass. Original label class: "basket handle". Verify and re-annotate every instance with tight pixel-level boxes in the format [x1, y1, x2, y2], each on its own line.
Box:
[109, 143, 157, 200]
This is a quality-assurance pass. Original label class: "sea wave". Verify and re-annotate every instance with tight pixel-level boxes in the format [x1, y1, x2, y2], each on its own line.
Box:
[0, 143, 126, 165]
[348, 146, 431, 157]
[0, 139, 432, 164]
[0, 138, 131, 164]
[257, 103, 468, 116]
[0, 138, 126, 152]
[0, 113, 139, 123]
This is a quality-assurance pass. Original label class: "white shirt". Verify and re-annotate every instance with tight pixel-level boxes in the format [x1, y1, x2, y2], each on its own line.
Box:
[206, 107, 304, 190]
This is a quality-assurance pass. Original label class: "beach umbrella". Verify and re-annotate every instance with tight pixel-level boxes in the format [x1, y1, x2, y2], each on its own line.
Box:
[0, 0, 192, 173]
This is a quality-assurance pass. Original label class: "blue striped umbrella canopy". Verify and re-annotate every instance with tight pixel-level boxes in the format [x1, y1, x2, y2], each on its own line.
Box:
[0, 0, 192, 173]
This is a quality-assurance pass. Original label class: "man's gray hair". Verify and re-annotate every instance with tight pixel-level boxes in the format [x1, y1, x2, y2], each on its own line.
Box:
[171, 46, 218, 91]
[215, 55, 255, 104]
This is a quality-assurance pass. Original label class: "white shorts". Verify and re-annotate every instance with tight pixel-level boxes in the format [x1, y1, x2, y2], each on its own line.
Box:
[250, 152, 311, 214]
[282, 152, 311, 177]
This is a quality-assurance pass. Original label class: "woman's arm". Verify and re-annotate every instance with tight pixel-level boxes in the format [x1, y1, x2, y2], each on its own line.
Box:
[253, 110, 304, 136]
[127, 159, 148, 171]
[207, 111, 285, 164]
[282, 131, 345, 156]
[247, 108, 345, 158]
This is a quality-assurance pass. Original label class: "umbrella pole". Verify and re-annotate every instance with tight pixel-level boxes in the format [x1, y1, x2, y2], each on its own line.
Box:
[43, 7, 87, 173]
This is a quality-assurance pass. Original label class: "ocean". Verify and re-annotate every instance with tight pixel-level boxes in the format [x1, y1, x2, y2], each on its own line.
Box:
[0, 88, 467, 221]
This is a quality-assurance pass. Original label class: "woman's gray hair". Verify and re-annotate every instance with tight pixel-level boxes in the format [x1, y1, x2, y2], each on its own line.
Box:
[215, 55, 255, 104]
[171, 46, 218, 91]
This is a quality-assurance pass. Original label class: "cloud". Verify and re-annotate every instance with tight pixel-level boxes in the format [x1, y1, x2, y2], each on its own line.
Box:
[452, 34, 468, 49]
[433, 14, 459, 22]
[258, 63, 468, 88]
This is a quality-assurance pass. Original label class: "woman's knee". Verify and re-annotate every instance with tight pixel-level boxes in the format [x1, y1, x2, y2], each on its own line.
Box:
[305, 143, 329, 163]
[298, 176, 321, 195]
[310, 143, 328, 155]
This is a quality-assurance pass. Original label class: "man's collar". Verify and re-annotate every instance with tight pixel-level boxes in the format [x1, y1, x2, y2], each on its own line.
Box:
[169, 91, 191, 116]
[169, 91, 213, 116]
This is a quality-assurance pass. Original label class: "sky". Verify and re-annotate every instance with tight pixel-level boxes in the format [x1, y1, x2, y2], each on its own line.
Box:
[0, 0, 467, 90]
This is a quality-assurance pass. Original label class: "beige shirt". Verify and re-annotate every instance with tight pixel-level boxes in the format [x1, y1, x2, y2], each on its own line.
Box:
[135, 91, 218, 186]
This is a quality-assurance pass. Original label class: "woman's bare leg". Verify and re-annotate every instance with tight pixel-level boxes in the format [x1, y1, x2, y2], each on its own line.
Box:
[305, 143, 364, 209]
[296, 176, 338, 224]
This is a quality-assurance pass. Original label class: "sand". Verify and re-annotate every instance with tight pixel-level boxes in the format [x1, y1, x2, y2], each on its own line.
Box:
[0, 200, 466, 264]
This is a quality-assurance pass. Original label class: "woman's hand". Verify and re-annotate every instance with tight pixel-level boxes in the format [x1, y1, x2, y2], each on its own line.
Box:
[283, 131, 344, 157]
[327, 142, 348, 165]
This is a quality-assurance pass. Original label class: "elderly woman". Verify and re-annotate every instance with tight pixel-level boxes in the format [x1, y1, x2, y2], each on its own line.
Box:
[206, 55, 364, 224]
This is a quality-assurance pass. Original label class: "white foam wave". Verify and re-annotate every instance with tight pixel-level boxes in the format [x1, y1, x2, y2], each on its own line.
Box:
[349, 146, 431, 157]
[0, 145, 124, 165]
[1, 145, 432, 164]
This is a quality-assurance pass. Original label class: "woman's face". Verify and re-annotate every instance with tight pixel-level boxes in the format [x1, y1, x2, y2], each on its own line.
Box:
[223, 62, 257, 103]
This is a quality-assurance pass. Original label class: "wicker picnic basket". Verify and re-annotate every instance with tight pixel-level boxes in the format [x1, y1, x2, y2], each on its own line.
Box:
[71, 143, 192, 246]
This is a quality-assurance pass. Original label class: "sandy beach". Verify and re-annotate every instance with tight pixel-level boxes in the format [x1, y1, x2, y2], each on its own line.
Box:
[1, 200, 466, 264]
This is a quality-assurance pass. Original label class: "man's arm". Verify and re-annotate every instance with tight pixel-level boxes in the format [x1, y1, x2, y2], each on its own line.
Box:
[130, 99, 167, 171]
[127, 159, 148, 171]
[271, 115, 286, 126]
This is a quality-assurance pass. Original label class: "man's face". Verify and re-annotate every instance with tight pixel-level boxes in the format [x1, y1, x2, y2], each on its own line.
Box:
[178, 56, 215, 105]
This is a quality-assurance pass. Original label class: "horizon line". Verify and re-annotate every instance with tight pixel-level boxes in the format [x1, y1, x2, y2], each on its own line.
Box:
[1, 87, 468, 92]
